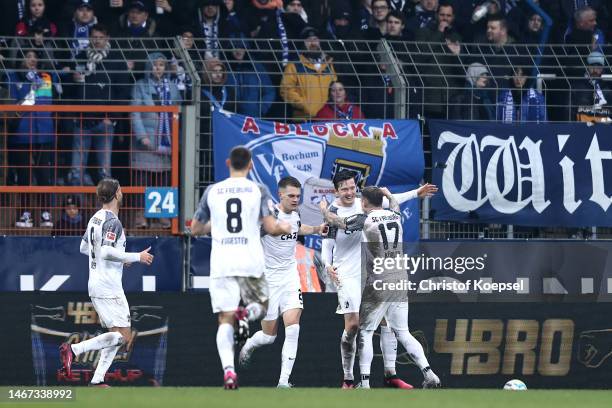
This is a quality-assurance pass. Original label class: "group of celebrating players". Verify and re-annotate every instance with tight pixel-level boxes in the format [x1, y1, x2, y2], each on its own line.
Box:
[59, 145, 441, 390]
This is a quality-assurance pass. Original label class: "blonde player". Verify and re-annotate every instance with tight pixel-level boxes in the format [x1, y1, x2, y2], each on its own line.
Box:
[190, 146, 291, 390]
[239, 176, 326, 388]
[59, 178, 154, 387]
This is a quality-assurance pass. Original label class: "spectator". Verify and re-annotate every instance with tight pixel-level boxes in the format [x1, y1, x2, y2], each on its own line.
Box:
[571, 51, 611, 118]
[460, 0, 500, 42]
[9, 25, 58, 70]
[246, 0, 306, 74]
[362, 0, 390, 39]
[66, 24, 131, 186]
[521, 12, 544, 44]
[497, 66, 547, 122]
[57, 1, 125, 31]
[222, 0, 247, 36]
[450, 62, 496, 120]
[415, 2, 465, 118]
[169, 27, 197, 100]
[476, 14, 521, 89]
[195, 0, 230, 59]
[114, 1, 159, 79]
[324, 0, 358, 40]
[52, 195, 87, 236]
[284, 0, 309, 25]
[150, 0, 189, 36]
[384, 10, 407, 40]
[0, 0, 28, 37]
[315, 81, 365, 120]
[59, 2, 98, 61]
[201, 57, 236, 113]
[405, 0, 438, 40]
[130, 52, 181, 229]
[15, 0, 58, 37]
[362, 57, 396, 119]
[280, 26, 337, 121]
[561, 0, 608, 44]
[6, 49, 61, 228]
[115, 0, 159, 37]
[225, 35, 275, 117]
[564, 6, 605, 48]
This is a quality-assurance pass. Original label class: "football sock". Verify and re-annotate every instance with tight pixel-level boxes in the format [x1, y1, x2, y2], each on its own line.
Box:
[396, 329, 430, 370]
[279, 324, 299, 385]
[71, 331, 123, 356]
[245, 303, 266, 321]
[380, 325, 397, 377]
[244, 330, 276, 351]
[358, 329, 374, 386]
[216, 323, 235, 373]
[91, 344, 120, 384]
[340, 329, 357, 381]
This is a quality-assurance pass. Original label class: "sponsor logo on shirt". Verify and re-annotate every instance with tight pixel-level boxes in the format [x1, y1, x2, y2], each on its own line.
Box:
[105, 231, 117, 242]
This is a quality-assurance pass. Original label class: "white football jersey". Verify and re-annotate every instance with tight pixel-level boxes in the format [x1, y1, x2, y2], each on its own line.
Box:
[82, 209, 127, 298]
[325, 198, 363, 279]
[194, 177, 272, 278]
[261, 205, 301, 286]
[362, 208, 404, 259]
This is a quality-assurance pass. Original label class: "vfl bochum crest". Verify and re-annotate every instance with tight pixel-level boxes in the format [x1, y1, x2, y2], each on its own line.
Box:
[212, 111, 425, 241]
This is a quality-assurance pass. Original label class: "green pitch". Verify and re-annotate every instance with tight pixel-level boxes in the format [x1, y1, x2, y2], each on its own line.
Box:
[8, 388, 612, 408]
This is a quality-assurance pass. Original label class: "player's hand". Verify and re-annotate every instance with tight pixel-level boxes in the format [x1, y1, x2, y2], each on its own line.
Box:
[139, 247, 154, 265]
[319, 196, 328, 214]
[326, 265, 339, 285]
[417, 183, 438, 198]
[379, 187, 392, 197]
[278, 220, 292, 235]
[319, 223, 329, 237]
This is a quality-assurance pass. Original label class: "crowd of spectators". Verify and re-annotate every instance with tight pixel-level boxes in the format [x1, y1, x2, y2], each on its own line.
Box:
[0, 0, 610, 230]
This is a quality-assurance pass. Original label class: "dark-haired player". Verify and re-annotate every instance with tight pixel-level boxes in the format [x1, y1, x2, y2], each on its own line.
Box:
[320, 170, 437, 388]
[190, 146, 291, 389]
[59, 178, 154, 387]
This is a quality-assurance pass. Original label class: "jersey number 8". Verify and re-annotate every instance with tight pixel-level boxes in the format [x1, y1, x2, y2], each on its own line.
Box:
[226, 198, 243, 233]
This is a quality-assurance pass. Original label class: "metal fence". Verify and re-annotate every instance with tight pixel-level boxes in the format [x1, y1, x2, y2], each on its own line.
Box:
[1, 36, 611, 238]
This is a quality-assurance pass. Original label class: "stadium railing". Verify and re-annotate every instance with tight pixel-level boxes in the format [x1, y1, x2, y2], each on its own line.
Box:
[1, 36, 610, 239]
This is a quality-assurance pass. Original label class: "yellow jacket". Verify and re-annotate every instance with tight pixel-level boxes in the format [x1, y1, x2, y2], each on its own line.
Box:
[280, 54, 337, 121]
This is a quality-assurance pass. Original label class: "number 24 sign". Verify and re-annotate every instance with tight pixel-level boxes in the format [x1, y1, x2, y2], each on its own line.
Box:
[145, 187, 178, 218]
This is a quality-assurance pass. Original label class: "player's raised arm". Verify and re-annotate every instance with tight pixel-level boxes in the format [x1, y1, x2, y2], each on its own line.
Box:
[380, 187, 400, 213]
[191, 185, 213, 236]
[99, 218, 153, 265]
[381, 183, 439, 208]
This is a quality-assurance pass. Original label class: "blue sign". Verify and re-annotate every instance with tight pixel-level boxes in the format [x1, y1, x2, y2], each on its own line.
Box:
[429, 121, 612, 227]
[0, 237, 183, 292]
[145, 187, 178, 218]
[212, 112, 425, 241]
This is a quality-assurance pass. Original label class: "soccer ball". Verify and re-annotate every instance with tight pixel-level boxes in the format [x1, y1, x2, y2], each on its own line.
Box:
[503, 379, 527, 391]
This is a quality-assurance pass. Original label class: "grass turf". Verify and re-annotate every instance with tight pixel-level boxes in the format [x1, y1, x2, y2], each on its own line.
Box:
[4, 388, 612, 408]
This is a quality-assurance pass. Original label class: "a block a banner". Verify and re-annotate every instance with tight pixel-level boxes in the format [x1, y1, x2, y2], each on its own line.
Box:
[213, 111, 425, 240]
[30, 299, 168, 386]
[429, 121, 612, 227]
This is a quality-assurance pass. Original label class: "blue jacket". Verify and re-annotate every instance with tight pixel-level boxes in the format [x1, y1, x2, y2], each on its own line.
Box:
[7, 70, 58, 144]
[226, 61, 274, 117]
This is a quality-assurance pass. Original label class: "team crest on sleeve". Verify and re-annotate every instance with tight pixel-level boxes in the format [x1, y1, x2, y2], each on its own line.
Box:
[105, 231, 117, 242]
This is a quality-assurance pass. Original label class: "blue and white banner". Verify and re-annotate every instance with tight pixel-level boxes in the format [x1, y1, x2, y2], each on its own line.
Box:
[0, 237, 182, 292]
[430, 121, 612, 226]
[213, 112, 425, 240]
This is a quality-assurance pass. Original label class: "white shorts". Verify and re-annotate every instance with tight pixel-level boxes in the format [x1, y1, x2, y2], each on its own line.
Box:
[359, 300, 409, 331]
[91, 295, 131, 328]
[264, 283, 303, 321]
[210, 275, 269, 313]
[336, 276, 362, 315]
